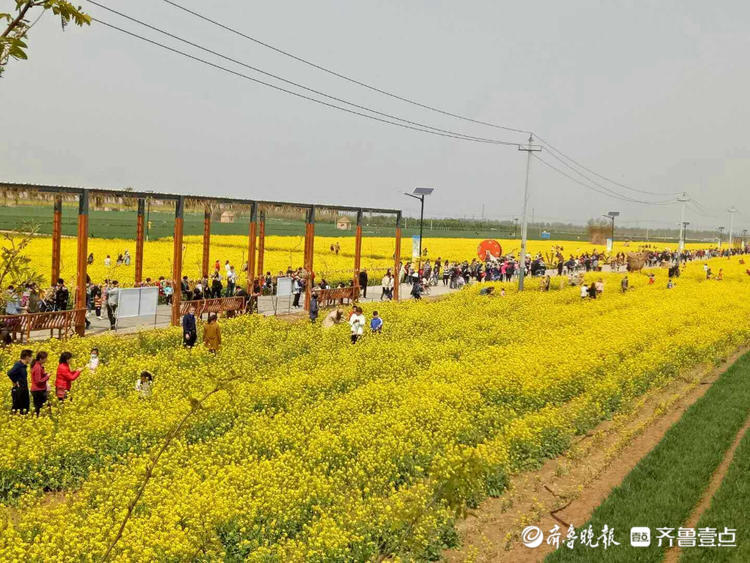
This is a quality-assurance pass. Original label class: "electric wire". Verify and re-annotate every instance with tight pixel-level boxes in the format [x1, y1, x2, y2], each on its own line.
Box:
[538, 143, 678, 205]
[160, 0, 531, 135]
[86, 1, 521, 146]
[533, 134, 682, 197]
[157, 0, 691, 202]
[532, 153, 678, 206]
[90, 17, 520, 146]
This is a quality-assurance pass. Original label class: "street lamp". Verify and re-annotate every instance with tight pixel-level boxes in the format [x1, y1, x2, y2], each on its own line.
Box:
[602, 211, 620, 251]
[403, 187, 434, 267]
[718, 226, 725, 248]
[513, 217, 519, 238]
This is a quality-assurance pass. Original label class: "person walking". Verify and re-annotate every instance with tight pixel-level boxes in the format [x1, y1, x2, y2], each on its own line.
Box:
[292, 276, 303, 308]
[349, 306, 366, 344]
[182, 305, 197, 348]
[30, 351, 50, 416]
[620, 275, 629, 293]
[7, 349, 32, 414]
[411, 279, 423, 300]
[381, 270, 393, 300]
[358, 268, 369, 299]
[55, 352, 81, 402]
[226, 266, 237, 296]
[309, 292, 319, 323]
[203, 314, 222, 353]
[54, 279, 69, 311]
[106, 280, 120, 330]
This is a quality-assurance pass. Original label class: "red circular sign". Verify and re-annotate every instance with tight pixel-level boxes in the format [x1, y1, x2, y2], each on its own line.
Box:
[477, 240, 502, 260]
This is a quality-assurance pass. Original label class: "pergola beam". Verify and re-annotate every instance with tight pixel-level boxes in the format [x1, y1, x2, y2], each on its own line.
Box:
[51, 195, 62, 285]
[171, 196, 185, 326]
[74, 190, 89, 336]
[135, 198, 145, 285]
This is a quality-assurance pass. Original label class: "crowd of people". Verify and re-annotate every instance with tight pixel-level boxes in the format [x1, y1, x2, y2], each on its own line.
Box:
[1, 243, 748, 346]
[6, 242, 750, 413]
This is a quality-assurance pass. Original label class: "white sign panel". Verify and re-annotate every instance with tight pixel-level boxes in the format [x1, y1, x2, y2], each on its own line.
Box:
[276, 277, 293, 297]
[138, 287, 159, 317]
[116, 287, 160, 319]
[116, 288, 141, 319]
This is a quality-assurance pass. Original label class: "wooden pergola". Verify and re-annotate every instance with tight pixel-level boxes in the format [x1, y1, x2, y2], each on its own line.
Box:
[0, 182, 403, 336]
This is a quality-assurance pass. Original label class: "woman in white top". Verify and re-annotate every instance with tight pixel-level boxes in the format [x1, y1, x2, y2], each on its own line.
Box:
[381, 271, 394, 300]
[348, 306, 366, 344]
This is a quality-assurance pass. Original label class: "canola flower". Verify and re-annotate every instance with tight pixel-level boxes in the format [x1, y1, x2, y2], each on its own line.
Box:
[5, 234, 707, 287]
[0, 258, 747, 560]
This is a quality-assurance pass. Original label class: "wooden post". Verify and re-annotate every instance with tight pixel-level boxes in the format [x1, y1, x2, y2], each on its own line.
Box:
[51, 195, 62, 285]
[257, 210, 266, 283]
[74, 190, 89, 336]
[393, 211, 402, 301]
[171, 196, 185, 326]
[247, 202, 257, 293]
[353, 209, 363, 287]
[202, 205, 211, 278]
[135, 198, 145, 285]
[303, 206, 315, 311]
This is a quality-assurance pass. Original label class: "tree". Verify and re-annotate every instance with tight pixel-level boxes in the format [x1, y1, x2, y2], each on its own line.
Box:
[1, 1, 90, 77]
[0, 223, 45, 307]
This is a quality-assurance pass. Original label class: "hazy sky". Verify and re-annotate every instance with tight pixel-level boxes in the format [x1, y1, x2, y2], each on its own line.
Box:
[1, 0, 749, 232]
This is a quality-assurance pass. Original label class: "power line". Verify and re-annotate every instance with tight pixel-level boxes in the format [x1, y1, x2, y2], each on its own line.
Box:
[539, 144, 677, 204]
[532, 153, 677, 206]
[90, 17, 521, 146]
[160, 0, 531, 136]
[533, 134, 682, 197]
[86, 1, 521, 146]
[159, 0, 696, 202]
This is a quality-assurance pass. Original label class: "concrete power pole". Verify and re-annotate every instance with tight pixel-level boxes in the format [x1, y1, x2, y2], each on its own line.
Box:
[517, 135, 542, 291]
[677, 192, 690, 252]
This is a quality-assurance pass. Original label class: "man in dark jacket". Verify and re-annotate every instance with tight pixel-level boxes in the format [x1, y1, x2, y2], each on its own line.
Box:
[54, 279, 69, 311]
[309, 293, 319, 323]
[358, 269, 369, 299]
[182, 305, 197, 347]
[7, 349, 32, 414]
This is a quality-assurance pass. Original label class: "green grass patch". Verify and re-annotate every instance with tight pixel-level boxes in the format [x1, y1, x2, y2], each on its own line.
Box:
[546, 351, 750, 563]
[680, 425, 750, 562]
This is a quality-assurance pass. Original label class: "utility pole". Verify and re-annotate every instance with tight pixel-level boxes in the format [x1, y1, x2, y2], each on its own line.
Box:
[728, 206, 738, 247]
[677, 192, 690, 251]
[517, 135, 542, 291]
[681, 222, 690, 248]
[718, 226, 725, 248]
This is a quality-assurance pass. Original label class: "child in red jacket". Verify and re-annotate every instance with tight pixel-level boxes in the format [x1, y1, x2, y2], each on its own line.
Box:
[55, 351, 82, 401]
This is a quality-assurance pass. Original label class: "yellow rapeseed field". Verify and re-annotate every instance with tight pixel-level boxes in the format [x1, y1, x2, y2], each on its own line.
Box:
[16, 234, 707, 286]
[0, 257, 747, 560]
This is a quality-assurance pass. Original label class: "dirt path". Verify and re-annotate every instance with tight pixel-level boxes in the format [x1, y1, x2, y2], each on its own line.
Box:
[444, 346, 748, 563]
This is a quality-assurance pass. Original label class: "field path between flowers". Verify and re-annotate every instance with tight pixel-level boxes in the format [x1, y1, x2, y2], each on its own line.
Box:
[445, 346, 750, 563]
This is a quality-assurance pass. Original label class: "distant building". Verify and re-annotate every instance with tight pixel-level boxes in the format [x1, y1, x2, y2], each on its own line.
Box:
[220, 210, 236, 223]
[336, 216, 352, 231]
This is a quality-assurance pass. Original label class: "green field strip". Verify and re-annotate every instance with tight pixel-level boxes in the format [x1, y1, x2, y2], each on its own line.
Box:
[546, 351, 750, 563]
[680, 424, 750, 562]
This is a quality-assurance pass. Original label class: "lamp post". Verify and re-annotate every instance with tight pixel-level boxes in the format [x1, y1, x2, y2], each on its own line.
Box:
[145, 190, 154, 241]
[728, 206, 737, 247]
[513, 217, 519, 238]
[602, 211, 620, 252]
[403, 187, 434, 268]
[718, 226, 725, 248]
